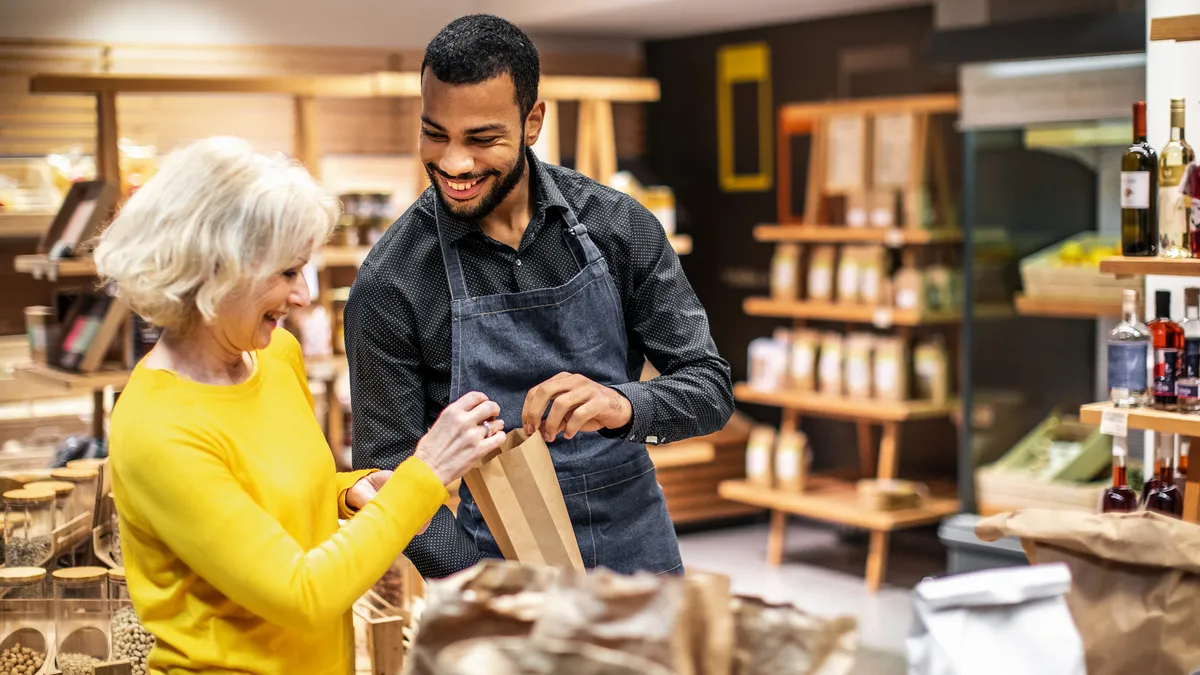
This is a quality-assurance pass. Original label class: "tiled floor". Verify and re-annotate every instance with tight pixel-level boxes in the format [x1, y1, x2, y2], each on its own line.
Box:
[678, 518, 950, 674]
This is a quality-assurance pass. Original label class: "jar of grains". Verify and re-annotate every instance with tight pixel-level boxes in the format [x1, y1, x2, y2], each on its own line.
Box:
[47, 469, 99, 526]
[3, 491, 54, 569]
[52, 567, 110, 675]
[108, 568, 152, 675]
[22, 482, 74, 530]
[0, 567, 51, 675]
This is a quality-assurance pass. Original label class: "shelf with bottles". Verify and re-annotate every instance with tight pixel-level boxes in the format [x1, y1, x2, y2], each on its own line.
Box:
[734, 384, 954, 422]
[1150, 13, 1200, 42]
[1117, 98, 1197, 261]
[1100, 257, 1200, 277]
[1013, 293, 1122, 319]
[753, 224, 961, 246]
[0, 212, 56, 240]
[1080, 403, 1200, 437]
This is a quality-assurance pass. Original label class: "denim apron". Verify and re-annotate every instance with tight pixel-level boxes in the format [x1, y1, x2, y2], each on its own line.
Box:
[436, 203, 683, 575]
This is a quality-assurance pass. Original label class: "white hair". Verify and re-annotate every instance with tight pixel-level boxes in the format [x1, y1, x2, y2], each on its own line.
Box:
[93, 136, 339, 333]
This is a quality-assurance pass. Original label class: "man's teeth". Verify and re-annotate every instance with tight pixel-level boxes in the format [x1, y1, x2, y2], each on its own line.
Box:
[448, 179, 478, 191]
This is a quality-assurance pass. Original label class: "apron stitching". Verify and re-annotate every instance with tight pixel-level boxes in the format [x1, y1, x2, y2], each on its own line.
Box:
[458, 275, 604, 318]
[562, 466, 655, 496]
[655, 563, 683, 575]
[583, 484, 598, 567]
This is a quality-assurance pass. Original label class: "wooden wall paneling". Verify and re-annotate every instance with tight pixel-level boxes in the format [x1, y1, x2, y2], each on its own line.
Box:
[293, 95, 318, 177]
[95, 92, 118, 183]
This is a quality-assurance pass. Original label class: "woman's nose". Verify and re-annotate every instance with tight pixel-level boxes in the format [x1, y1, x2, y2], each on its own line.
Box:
[290, 274, 312, 307]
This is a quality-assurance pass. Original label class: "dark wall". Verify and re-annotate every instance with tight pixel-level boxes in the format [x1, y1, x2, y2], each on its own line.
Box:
[643, 7, 958, 468]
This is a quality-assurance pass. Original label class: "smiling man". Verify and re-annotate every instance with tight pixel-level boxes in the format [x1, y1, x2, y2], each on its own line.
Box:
[344, 14, 733, 578]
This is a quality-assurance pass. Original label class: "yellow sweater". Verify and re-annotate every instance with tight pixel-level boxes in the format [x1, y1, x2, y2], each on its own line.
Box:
[109, 329, 446, 675]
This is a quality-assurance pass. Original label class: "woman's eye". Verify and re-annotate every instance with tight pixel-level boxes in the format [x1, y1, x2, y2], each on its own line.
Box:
[282, 269, 299, 279]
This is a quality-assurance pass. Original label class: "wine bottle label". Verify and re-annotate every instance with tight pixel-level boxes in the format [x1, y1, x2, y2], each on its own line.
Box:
[1154, 347, 1180, 395]
[1108, 342, 1148, 393]
[1121, 171, 1150, 209]
[1177, 382, 1199, 399]
[1186, 337, 1200, 378]
[1159, 188, 1188, 247]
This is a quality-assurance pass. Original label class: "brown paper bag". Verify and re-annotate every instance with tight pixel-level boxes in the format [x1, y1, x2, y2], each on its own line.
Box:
[731, 596, 858, 675]
[976, 509, 1200, 675]
[406, 561, 560, 675]
[531, 568, 694, 675]
[435, 637, 674, 675]
[463, 430, 584, 572]
[685, 572, 735, 675]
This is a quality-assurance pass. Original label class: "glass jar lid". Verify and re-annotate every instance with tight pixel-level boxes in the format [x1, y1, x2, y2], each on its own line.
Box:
[0, 567, 47, 586]
[107, 567, 126, 584]
[23, 481, 75, 497]
[65, 459, 106, 471]
[51, 566, 108, 587]
[3, 489, 56, 505]
[48, 468, 99, 484]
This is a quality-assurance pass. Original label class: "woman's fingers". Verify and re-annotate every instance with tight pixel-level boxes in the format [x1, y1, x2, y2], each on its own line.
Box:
[465, 400, 502, 426]
[450, 391, 489, 412]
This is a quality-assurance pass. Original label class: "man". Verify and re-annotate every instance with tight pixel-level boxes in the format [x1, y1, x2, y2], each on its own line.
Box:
[345, 14, 733, 578]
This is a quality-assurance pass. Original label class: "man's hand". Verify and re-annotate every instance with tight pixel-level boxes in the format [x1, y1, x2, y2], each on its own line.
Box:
[346, 469, 431, 534]
[522, 372, 633, 442]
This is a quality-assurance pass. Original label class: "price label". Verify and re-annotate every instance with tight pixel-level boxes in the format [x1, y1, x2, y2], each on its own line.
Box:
[1100, 410, 1128, 438]
[872, 308, 894, 329]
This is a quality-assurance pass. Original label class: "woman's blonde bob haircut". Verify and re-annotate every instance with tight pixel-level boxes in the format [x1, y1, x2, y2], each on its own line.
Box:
[94, 136, 339, 333]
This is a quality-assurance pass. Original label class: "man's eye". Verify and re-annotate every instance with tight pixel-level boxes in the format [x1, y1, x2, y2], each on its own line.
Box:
[470, 137, 500, 145]
[421, 129, 447, 140]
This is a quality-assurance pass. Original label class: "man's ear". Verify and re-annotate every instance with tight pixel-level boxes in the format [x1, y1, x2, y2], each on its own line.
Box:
[524, 101, 546, 147]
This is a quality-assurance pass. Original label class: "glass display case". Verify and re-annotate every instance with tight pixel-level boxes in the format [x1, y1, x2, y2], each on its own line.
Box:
[52, 567, 110, 674]
[108, 568, 152, 675]
[4, 490, 55, 569]
[0, 567, 51, 675]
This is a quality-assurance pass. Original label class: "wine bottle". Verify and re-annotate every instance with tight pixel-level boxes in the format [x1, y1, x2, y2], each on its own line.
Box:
[1108, 288, 1151, 407]
[1149, 290, 1184, 410]
[1160, 98, 1196, 258]
[1101, 435, 1138, 513]
[1179, 287, 1200, 412]
[1121, 101, 1158, 256]
[1146, 434, 1183, 518]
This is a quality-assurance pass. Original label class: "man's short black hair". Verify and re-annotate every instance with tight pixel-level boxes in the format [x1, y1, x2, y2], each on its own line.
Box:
[421, 14, 541, 119]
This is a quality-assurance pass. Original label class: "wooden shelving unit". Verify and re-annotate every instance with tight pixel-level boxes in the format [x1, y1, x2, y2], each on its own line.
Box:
[1079, 402, 1200, 437]
[753, 225, 961, 246]
[668, 234, 692, 256]
[719, 477, 959, 531]
[743, 298, 961, 326]
[1150, 13, 1200, 42]
[734, 384, 955, 422]
[1099, 256, 1200, 278]
[13, 363, 131, 392]
[14, 254, 97, 280]
[0, 213, 55, 240]
[1013, 293, 1121, 319]
[648, 439, 715, 470]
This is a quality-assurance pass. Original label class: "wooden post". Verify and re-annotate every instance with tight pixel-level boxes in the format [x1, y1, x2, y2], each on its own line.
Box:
[593, 99, 617, 185]
[766, 509, 786, 566]
[865, 530, 889, 593]
[92, 388, 105, 440]
[95, 91, 120, 188]
[293, 95, 319, 178]
[366, 615, 407, 675]
[877, 421, 899, 480]
[856, 421, 875, 478]
[575, 100, 597, 180]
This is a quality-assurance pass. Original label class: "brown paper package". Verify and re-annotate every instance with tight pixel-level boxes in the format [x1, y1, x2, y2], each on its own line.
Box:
[788, 330, 819, 392]
[807, 246, 838, 302]
[817, 333, 844, 397]
[731, 596, 858, 675]
[835, 247, 861, 304]
[745, 426, 776, 488]
[771, 244, 801, 301]
[436, 637, 674, 675]
[872, 337, 908, 401]
[685, 572, 735, 675]
[977, 509, 1200, 675]
[463, 430, 585, 573]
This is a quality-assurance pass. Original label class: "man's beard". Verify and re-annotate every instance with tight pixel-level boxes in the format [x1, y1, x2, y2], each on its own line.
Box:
[427, 141, 527, 223]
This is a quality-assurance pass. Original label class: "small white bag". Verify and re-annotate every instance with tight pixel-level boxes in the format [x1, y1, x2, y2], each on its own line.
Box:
[906, 563, 1086, 675]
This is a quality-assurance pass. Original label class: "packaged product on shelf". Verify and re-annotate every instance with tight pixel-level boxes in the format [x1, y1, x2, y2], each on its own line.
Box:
[845, 192, 868, 229]
[23, 306, 53, 365]
[856, 479, 926, 511]
[858, 247, 886, 305]
[835, 247, 861, 304]
[0, 567, 50, 674]
[873, 337, 909, 401]
[893, 267, 925, 310]
[774, 431, 809, 493]
[744, 426, 776, 488]
[924, 265, 957, 311]
[747, 336, 788, 392]
[817, 333, 845, 397]
[787, 330, 819, 392]
[914, 339, 950, 403]
[769, 244, 800, 301]
[867, 190, 896, 229]
[843, 334, 874, 399]
[52, 567, 111, 674]
[807, 246, 837, 302]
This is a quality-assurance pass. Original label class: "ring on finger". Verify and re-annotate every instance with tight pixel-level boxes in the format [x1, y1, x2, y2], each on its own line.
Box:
[482, 420, 494, 437]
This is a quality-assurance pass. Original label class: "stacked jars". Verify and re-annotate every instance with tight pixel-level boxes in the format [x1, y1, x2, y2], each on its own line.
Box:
[3, 490, 54, 569]
[22, 482, 75, 530]
[0, 567, 50, 674]
[64, 460, 105, 473]
[52, 567, 110, 675]
[47, 469, 99, 525]
[108, 569, 152, 675]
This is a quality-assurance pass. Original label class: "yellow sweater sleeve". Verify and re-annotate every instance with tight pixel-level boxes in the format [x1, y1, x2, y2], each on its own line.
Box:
[335, 469, 377, 519]
[117, 428, 446, 631]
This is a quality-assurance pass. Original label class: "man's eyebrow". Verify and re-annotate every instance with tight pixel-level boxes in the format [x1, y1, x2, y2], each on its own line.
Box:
[466, 123, 507, 134]
[420, 115, 447, 131]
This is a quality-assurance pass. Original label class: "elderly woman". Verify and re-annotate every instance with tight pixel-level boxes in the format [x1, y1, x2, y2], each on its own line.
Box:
[93, 136, 504, 675]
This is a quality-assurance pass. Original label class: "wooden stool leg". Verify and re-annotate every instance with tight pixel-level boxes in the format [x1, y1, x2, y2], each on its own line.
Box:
[866, 530, 890, 593]
[877, 421, 900, 480]
[767, 509, 786, 566]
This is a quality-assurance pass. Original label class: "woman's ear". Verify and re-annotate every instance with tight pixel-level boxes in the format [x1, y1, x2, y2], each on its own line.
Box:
[524, 101, 547, 148]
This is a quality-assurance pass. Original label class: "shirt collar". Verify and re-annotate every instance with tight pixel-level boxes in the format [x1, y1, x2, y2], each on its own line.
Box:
[432, 149, 570, 244]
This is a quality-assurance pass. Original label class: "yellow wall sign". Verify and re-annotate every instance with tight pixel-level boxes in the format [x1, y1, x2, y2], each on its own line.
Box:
[717, 42, 773, 192]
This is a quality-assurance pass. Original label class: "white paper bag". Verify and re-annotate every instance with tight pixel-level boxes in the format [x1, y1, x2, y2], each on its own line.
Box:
[906, 563, 1086, 675]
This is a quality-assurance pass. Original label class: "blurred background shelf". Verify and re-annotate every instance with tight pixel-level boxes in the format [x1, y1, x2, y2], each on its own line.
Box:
[733, 384, 957, 422]
[753, 225, 961, 246]
[1013, 293, 1121, 319]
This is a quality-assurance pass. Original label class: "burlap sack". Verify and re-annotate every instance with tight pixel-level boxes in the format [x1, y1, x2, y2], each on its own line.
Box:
[732, 596, 858, 675]
[434, 636, 675, 675]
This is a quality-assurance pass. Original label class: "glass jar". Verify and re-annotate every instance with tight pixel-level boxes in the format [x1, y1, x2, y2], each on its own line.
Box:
[48, 469, 99, 525]
[53, 567, 110, 674]
[64, 459, 106, 472]
[23, 481, 75, 529]
[0, 567, 51, 673]
[4, 490, 54, 569]
[108, 568, 152, 675]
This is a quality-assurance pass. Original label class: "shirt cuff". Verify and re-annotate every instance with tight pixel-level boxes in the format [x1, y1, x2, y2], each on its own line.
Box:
[337, 468, 380, 519]
[607, 381, 659, 445]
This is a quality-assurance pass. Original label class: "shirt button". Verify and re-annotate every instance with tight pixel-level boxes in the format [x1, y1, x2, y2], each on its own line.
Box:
[515, 259, 522, 267]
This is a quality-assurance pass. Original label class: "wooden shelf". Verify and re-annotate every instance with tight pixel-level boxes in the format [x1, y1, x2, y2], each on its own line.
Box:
[1014, 293, 1121, 319]
[13, 363, 130, 392]
[1151, 14, 1200, 42]
[1099, 256, 1200, 277]
[316, 246, 371, 269]
[668, 234, 692, 256]
[743, 297, 961, 326]
[14, 254, 96, 280]
[734, 383, 956, 422]
[0, 212, 55, 240]
[753, 225, 961, 246]
[1079, 402, 1200, 437]
[649, 440, 715, 470]
[718, 477, 959, 531]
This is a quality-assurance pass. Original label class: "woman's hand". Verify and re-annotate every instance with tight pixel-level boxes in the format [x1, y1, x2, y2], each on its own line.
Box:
[415, 391, 505, 486]
[346, 470, 390, 512]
